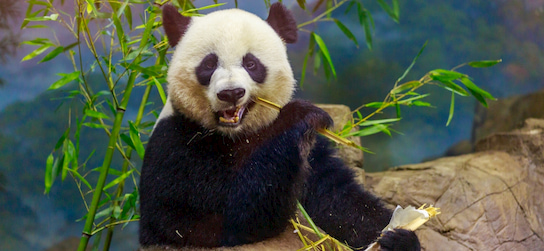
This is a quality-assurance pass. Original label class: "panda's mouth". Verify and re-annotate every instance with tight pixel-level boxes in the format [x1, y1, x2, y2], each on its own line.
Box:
[217, 103, 251, 127]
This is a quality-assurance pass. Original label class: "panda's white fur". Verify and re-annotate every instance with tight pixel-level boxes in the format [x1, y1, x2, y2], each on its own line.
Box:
[159, 8, 295, 137]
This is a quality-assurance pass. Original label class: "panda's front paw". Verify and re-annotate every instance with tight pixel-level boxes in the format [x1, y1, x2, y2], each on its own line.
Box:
[377, 229, 421, 251]
[279, 99, 333, 131]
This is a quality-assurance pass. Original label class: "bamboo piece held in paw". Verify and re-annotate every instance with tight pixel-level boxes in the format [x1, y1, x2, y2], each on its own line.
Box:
[254, 97, 360, 148]
[364, 204, 441, 251]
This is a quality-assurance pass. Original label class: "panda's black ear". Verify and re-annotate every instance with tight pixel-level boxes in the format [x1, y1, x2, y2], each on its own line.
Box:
[162, 5, 192, 47]
[266, 3, 298, 44]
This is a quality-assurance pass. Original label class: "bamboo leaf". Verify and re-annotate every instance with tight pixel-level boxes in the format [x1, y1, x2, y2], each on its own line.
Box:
[344, 124, 389, 137]
[103, 169, 135, 191]
[48, 71, 81, 90]
[129, 121, 145, 159]
[358, 118, 401, 126]
[84, 109, 109, 119]
[54, 128, 70, 150]
[468, 88, 488, 107]
[438, 80, 469, 96]
[364, 102, 387, 108]
[446, 92, 455, 126]
[412, 100, 432, 107]
[51, 154, 64, 187]
[429, 69, 465, 82]
[24, 13, 59, 22]
[393, 0, 400, 20]
[21, 37, 53, 46]
[152, 77, 167, 105]
[82, 122, 107, 129]
[319, 51, 331, 80]
[85, 0, 109, 18]
[39, 46, 64, 63]
[355, 110, 363, 120]
[376, 0, 399, 23]
[396, 93, 430, 105]
[68, 169, 92, 190]
[396, 41, 427, 85]
[362, 12, 373, 50]
[113, 13, 127, 55]
[61, 141, 73, 181]
[468, 59, 502, 68]
[459, 77, 495, 100]
[21, 2, 36, 29]
[21, 44, 52, 61]
[120, 134, 136, 151]
[124, 47, 152, 61]
[125, 4, 133, 29]
[182, 3, 226, 14]
[296, 0, 306, 10]
[333, 19, 358, 47]
[312, 33, 336, 79]
[391, 81, 421, 94]
[44, 154, 54, 194]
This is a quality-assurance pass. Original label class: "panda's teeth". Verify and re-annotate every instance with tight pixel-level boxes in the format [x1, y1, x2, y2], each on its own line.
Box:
[219, 106, 242, 124]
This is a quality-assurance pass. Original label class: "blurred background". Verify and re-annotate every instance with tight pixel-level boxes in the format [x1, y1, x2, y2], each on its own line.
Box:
[0, 0, 542, 250]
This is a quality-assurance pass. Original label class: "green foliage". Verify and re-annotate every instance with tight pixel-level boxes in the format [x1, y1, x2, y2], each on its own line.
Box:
[21, 0, 498, 250]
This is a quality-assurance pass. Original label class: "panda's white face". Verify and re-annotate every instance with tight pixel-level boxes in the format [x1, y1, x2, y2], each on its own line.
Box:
[164, 8, 296, 137]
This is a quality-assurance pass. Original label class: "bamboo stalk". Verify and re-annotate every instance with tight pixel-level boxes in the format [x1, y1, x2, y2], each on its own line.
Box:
[77, 6, 157, 251]
[103, 84, 152, 250]
[78, 70, 136, 251]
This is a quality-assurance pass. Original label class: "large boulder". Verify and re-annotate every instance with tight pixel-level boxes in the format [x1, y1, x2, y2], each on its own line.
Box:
[364, 119, 544, 250]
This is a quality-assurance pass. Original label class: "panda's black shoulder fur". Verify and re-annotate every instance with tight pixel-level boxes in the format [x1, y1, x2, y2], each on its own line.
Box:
[140, 100, 331, 247]
[139, 100, 421, 250]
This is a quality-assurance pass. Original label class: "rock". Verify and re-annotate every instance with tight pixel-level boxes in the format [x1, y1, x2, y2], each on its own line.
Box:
[472, 89, 544, 143]
[475, 118, 544, 163]
[443, 139, 473, 157]
[46, 237, 89, 251]
[364, 119, 544, 251]
[317, 104, 365, 184]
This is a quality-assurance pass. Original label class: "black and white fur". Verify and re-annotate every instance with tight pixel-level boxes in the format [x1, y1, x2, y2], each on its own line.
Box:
[139, 3, 420, 251]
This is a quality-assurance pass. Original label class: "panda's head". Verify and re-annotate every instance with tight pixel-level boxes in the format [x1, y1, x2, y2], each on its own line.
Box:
[161, 3, 297, 137]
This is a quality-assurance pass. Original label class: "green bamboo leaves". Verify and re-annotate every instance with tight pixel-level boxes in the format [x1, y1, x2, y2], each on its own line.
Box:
[22, 1, 172, 250]
[297, 0, 405, 87]
[337, 42, 499, 141]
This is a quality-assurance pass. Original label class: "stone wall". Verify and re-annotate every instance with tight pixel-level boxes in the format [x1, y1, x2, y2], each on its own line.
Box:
[364, 119, 544, 250]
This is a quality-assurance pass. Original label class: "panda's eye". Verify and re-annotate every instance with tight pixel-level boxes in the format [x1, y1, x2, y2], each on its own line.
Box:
[244, 60, 256, 70]
[242, 53, 267, 84]
[196, 53, 219, 86]
[205, 60, 216, 69]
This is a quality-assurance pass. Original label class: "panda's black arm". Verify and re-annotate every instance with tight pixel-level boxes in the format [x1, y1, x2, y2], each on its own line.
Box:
[301, 136, 420, 250]
[221, 100, 334, 246]
[221, 127, 305, 246]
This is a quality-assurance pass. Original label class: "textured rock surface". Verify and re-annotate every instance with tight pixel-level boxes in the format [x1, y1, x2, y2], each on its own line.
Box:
[365, 119, 544, 250]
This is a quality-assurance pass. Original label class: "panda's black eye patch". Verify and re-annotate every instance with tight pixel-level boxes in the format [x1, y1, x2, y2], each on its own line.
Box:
[242, 53, 266, 84]
[196, 53, 218, 86]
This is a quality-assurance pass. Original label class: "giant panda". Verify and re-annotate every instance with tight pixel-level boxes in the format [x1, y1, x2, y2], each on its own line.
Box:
[139, 3, 421, 251]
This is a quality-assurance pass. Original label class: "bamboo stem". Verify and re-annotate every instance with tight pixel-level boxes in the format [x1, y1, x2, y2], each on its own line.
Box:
[103, 84, 152, 250]
[77, 6, 157, 251]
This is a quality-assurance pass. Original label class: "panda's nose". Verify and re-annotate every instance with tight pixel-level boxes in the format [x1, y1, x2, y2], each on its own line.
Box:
[217, 88, 246, 104]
